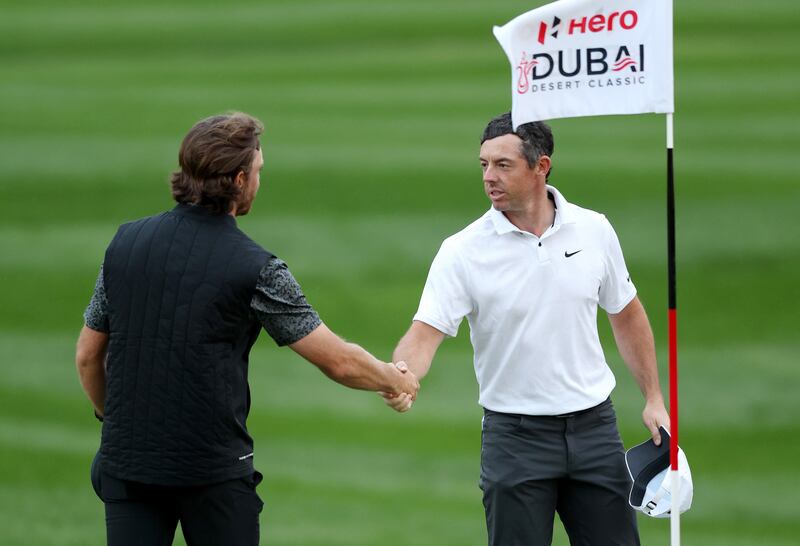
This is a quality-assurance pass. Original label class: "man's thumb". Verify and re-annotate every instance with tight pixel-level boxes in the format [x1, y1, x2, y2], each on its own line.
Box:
[651, 426, 662, 446]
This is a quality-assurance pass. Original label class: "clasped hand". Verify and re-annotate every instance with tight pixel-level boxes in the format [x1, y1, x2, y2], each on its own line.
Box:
[379, 361, 417, 413]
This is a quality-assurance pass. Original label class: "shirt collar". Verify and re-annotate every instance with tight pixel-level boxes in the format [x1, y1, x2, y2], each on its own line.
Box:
[488, 184, 575, 236]
[547, 184, 575, 225]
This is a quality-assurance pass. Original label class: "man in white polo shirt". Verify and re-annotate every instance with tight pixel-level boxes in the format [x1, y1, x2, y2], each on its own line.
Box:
[384, 112, 670, 545]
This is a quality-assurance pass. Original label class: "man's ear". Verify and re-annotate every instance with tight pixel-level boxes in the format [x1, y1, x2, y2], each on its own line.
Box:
[537, 155, 552, 178]
[234, 170, 247, 188]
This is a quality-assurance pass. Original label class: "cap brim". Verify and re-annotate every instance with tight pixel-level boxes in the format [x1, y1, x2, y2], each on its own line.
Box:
[625, 426, 671, 507]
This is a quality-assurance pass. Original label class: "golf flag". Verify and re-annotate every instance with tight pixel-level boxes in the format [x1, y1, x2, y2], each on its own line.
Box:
[493, 0, 673, 127]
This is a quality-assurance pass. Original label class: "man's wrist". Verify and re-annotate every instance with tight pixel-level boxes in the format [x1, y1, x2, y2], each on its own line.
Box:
[382, 362, 401, 394]
[643, 386, 664, 404]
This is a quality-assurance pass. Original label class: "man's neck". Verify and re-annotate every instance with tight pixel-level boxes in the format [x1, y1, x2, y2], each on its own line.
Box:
[503, 189, 555, 237]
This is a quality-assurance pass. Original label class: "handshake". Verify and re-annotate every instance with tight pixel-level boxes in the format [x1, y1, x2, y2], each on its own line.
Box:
[379, 361, 418, 413]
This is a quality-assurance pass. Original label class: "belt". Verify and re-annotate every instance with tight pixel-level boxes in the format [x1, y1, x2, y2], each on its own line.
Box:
[483, 397, 611, 420]
[553, 397, 610, 418]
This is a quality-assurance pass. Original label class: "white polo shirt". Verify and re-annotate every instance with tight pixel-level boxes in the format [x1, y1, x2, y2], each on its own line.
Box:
[414, 185, 636, 416]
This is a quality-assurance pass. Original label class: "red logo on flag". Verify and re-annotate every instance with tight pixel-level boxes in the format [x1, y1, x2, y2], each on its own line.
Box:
[613, 57, 637, 71]
[536, 11, 639, 46]
[516, 52, 539, 93]
[537, 16, 562, 44]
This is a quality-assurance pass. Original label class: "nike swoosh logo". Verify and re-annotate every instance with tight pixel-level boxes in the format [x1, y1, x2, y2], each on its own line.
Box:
[564, 250, 582, 258]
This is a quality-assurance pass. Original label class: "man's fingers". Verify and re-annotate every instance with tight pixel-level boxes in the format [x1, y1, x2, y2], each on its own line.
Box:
[383, 392, 414, 413]
[392, 394, 408, 412]
[395, 361, 408, 373]
[643, 401, 670, 447]
[397, 394, 413, 412]
[650, 424, 662, 446]
[384, 392, 405, 406]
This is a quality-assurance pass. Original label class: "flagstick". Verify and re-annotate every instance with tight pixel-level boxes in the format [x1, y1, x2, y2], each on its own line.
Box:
[666, 112, 680, 546]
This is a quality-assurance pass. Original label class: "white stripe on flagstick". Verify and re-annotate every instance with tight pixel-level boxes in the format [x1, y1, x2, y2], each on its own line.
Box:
[667, 113, 674, 149]
[671, 468, 681, 546]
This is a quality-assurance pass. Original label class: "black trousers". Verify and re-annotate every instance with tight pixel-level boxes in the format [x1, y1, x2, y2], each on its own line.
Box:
[91, 453, 263, 546]
[479, 399, 640, 546]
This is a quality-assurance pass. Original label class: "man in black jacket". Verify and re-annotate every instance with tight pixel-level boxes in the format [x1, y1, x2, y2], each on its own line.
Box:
[75, 112, 418, 546]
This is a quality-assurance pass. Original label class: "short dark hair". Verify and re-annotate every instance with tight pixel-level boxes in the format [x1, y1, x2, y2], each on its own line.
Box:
[170, 113, 264, 214]
[481, 112, 554, 179]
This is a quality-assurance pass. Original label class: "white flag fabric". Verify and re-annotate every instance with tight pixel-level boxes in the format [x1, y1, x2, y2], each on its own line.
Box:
[493, 0, 673, 127]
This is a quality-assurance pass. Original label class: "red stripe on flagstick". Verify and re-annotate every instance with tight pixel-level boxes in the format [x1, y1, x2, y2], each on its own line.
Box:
[669, 308, 678, 470]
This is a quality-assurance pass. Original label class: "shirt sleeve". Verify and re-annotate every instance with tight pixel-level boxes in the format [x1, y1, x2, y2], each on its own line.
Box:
[412, 239, 473, 337]
[598, 216, 637, 313]
[251, 258, 322, 346]
[83, 265, 110, 333]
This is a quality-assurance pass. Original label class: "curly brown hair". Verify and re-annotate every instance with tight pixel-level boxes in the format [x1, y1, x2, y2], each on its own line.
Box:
[170, 113, 264, 214]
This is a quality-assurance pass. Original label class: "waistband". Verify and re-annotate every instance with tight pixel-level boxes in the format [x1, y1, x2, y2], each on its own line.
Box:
[484, 397, 611, 420]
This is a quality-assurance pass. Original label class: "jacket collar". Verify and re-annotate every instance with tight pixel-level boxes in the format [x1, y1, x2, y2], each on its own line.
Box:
[172, 203, 237, 227]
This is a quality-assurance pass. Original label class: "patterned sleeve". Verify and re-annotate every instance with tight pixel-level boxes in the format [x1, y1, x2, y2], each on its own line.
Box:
[83, 265, 110, 333]
[251, 258, 322, 346]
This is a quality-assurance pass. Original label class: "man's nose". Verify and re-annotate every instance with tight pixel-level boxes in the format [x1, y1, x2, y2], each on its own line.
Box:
[483, 166, 497, 183]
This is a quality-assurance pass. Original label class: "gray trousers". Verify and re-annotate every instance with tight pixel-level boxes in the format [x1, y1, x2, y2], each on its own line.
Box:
[479, 398, 640, 546]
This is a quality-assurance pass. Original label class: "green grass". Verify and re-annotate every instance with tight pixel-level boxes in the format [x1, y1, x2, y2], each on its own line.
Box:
[1, 0, 799, 544]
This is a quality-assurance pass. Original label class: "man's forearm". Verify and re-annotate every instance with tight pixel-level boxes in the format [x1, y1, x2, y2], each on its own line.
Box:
[332, 341, 407, 393]
[609, 298, 663, 402]
[78, 362, 106, 415]
[76, 326, 109, 416]
[621, 331, 662, 402]
[380, 321, 445, 412]
[392, 336, 433, 381]
[289, 323, 417, 396]
[391, 321, 446, 381]
[609, 298, 670, 442]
